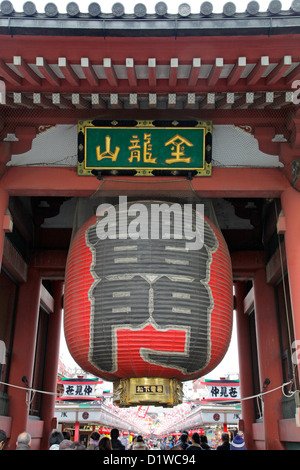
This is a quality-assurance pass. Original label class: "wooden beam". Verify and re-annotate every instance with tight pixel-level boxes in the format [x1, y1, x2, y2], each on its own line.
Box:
[266, 91, 293, 108]
[148, 58, 156, 87]
[3, 237, 27, 283]
[58, 57, 80, 86]
[248, 92, 274, 109]
[232, 92, 254, 109]
[81, 58, 99, 86]
[30, 249, 67, 278]
[200, 92, 215, 109]
[52, 93, 75, 109]
[2, 167, 289, 198]
[188, 58, 201, 87]
[207, 58, 223, 86]
[71, 93, 90, 109]
[227, 57, 247, 86]
[33, 92, 56, 108]
[285, 63, 300, 86]
[149, 93, 157, 109]
[168, 93, 176, 109]
[0, 58, 22, 86]
[169, 58, 178, 87]
[13, 56, 41, 86]
[247, 56, 269, 85]
[126, 58, 137, 87]
[36, 57, 61, 86]
[103, 58, 118, 87]
[91, 93, 106, 109]
[129, 93, 139, 109]
[40, 283, 55, 313]
[110, 93, 122, 108]
[13, 92, 33, 107]
[185, 92, 196, 108]
[231, 251, 265, 280]
[216, 92, 235, 109]
[266, 56, 292, 85]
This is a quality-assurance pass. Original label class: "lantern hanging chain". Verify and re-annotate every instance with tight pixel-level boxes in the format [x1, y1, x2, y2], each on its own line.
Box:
[274, 201, 298, 389]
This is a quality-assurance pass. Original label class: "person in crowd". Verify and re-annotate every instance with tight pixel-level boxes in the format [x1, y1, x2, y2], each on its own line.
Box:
[131, 435, 148, 450]
[49, 430, 64, 450]
[62, 430, 71, 440]
[110, 428, 125, 450]
[120, 434, 128, 449]
[160, 438, 167, 450]
[98, 437, 112, 450]
[0, 429, 7, 450]
[129, 436, 137, 449]
[168, 436, 178, 449]
[87, 431, 100, 450]
[230, 433, 247, 450]
[216, 432, 230, 450]
[59, 439, 73, 450]
[176, 432, 189, 450]
[187, 432, 202, 450]
[71, 441, 86, 450]
[200, 434, 211, 450]
[16, 431, 31, 450]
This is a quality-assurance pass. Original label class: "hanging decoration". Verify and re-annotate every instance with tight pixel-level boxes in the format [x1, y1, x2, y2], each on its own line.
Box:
[64, 199, 233, 407]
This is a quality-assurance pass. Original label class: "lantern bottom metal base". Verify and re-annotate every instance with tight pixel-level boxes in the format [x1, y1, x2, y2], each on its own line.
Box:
[113, 377, 183, 407]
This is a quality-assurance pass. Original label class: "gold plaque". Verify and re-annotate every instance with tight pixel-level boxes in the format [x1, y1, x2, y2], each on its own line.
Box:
[113, 377, 183, 407]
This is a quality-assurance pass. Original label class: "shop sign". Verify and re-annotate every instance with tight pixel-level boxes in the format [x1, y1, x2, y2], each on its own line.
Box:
[55, 409, 102, 423]
[78, 120, 212, 177]
[202, 382, 240, 402]
[58, 380, 103, 401]
[55, 410, 77, 423]
[202, 411, 241, 424]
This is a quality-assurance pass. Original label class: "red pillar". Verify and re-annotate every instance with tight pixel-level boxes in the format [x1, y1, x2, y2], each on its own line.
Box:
[0, 185, 9, 265]
[74, 421, 80, 442]
[253, 268, 285, 450]
[7, 267, 41, 450]
[281, 187, 300, 378]
[0, 144, 11, 266]
[234, 281, 256, 450]
[40, 281, 64, 450]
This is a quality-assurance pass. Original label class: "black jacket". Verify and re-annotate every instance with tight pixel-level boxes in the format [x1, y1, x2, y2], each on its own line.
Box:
[216, 441, 230, 450]
[111, 438, 125, 450]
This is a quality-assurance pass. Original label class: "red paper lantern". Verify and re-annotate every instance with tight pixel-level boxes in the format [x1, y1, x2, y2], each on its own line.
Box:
[64, 200, 233, 385]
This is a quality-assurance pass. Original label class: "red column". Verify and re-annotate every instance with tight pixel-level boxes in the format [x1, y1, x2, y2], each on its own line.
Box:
[0, 143, 11, 267]
[253, 268, 285, 450]
[0, 185, 9, 265]
[74, 421, 80, 442]
[7, 267, 41, 450]
[40, 281, 64, 450]
[234, 281, 256, 450]
[281, 187, 300, 378]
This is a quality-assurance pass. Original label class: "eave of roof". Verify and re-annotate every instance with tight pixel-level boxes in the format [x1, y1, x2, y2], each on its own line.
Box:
[0, 1, 300, 37]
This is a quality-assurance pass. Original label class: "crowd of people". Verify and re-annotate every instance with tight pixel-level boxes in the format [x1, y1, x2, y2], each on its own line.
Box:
[162, 430, 246, 450]
[0, 427, 246, 450]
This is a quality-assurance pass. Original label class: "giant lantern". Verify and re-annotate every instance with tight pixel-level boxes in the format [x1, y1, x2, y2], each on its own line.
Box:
[64, 199, 233, 407]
